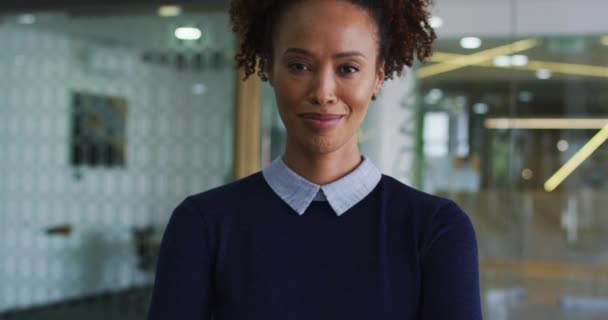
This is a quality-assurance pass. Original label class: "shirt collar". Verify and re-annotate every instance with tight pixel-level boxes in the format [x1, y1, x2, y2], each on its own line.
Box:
[262, 156, 382, 216]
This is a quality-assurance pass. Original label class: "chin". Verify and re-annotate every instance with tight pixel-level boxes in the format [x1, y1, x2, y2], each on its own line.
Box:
[302, 133, 358, 155]
[301, 136, 340, 155]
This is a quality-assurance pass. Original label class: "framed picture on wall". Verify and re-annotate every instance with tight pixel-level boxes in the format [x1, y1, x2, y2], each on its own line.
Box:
[70, 91, 128, 167]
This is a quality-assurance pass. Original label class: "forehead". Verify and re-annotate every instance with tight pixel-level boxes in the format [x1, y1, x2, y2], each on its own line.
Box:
[272, 0, 379, 54]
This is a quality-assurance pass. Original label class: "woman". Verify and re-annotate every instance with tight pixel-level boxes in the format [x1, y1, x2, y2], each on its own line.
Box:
[148, 0, 482, 319]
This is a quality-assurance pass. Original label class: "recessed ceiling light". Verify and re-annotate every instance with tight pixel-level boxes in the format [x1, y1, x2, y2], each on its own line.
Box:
[460, 37, 482, 49]
[601, 36, 608, 46]
[429, 16, 443, 29]
[492, 55, 528, 67]
[557, 140, 569, 152]
[521, 168, 534, 180]
[518, 91, 534, 103]
[424, 88, 443, 104]
[175, 27, 202, 41]
[17, 14, 36, 24]
[158, 5, 182, 17]
[511, 55, 529, 66]
[536, 68, 552, 80]
[493, 55, 511, 67]
[473, 103, 489, 114]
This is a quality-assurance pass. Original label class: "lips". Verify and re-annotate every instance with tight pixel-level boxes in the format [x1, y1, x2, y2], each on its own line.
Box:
[298, 112, 345, 131]
[298, 113, 345, 120]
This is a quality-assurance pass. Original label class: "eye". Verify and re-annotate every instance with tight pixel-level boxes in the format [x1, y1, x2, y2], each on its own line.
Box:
[288, 63, 311, 73]
[339, 64, 359, 74]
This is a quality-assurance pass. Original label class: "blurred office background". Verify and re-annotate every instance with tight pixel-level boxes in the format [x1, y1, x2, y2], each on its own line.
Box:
[0, 0, 607, 319]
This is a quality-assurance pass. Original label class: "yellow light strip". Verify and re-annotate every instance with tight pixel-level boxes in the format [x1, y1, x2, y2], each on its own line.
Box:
[601, 36, 608, 46]
[523, 60, 608, 78]
[484, 118, 608, 130]
[416, 39, 539, 79]
[158, 5, 182, 17]
[544, 123, 608, 192]
[430, 51, 608, 79]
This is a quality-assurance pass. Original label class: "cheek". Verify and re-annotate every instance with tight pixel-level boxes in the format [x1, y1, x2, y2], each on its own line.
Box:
[341, 85, 372, 113]
[274, 85, 303, 125]
[274, 77, 305, 110]
[341, 73, 377, 108]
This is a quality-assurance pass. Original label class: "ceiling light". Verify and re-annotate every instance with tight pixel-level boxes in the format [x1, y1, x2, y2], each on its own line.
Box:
[536, 68, 552, 80]
[484, 118, 608, 130]
[517, 91, 534, 103]
[416, 38, 539, 79]
[460, 37, 482, 49]
[424, 88, 443, 104]
[175, 27, 202, 41]
[158, 5, 182, 17]
[492, 55, 528, 67]
[429, 16, 443, 29]
[557, 140, 569, 152]
[432, 51, 608, 79]
[511, 55, 529, 66]
[17, 14, 36, 24]
[493, 55, 511, 67]
[601, 36, 608, 46]
[545, 123, 608, 192]
[473, 103, 489, 114]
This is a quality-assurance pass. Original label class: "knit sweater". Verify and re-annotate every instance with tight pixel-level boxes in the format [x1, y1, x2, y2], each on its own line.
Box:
[148, 172, 482, 320]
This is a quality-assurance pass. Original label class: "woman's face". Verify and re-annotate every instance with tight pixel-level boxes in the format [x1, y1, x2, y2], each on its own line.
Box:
[267, 0, 384, 156]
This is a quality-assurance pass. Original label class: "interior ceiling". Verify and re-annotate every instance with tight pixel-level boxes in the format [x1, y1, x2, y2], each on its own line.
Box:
[0, 7, 233, 54]
[425, 36, 608, 84]
[0, 0, 229, 14]
[419, 36, 608, 116]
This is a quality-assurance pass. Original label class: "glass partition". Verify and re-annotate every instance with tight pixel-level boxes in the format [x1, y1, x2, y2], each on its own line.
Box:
[419, 33, 608, 319]
[261, 1, 608, 319]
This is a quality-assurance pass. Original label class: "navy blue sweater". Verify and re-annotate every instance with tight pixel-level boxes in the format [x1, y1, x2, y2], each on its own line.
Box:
[148, 172, 482, 319]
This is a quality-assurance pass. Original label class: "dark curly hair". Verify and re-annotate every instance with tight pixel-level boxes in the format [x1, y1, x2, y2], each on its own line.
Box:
[229, 0, 436, 81]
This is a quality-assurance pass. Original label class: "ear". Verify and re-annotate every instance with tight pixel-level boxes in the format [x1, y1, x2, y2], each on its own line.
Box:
[374, 60, 385, 93]
[265, 57, 274, 86]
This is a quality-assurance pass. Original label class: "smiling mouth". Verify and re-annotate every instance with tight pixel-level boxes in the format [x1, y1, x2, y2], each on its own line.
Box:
[297, 112, 345, 131]
[298, 113, 345, 120]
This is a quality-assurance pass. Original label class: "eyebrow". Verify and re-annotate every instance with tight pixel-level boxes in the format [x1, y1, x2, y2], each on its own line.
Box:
[283, 47, 367, 60]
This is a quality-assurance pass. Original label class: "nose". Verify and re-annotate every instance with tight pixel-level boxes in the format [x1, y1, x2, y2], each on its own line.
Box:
[308, 68, 337, 106]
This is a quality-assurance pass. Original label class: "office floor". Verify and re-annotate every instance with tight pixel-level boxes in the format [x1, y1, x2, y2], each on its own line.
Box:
[1, 283, 607, 320]
[0, 287, 152, 320]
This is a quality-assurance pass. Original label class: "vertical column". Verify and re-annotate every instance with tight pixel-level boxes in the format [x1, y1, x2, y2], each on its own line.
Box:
[233, 66, 261, 179]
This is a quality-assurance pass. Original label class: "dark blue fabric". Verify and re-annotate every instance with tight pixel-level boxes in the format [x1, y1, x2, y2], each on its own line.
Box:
[148, 172, 482, 320]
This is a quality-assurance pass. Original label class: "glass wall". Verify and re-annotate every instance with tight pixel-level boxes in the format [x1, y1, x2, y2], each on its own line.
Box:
[418, 1, 608, 319]
[259, 1, 608, 319]
[420, 34, 608, 320]
[0, 4, 235, 318]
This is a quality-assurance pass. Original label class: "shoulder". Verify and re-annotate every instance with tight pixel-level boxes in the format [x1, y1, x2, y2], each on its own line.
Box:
[184, 172, 266, 208]
[379, 176, 477, 262]
[379, 175, 470, 225]
[380, 174, 452, 211]
[172, 172, 268, 220]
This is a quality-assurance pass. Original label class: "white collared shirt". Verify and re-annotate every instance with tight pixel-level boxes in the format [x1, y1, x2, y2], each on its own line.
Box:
[262, 156, 382, 216]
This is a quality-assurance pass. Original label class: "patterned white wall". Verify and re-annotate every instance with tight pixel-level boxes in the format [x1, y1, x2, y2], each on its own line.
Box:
[0, 20, 234, 312]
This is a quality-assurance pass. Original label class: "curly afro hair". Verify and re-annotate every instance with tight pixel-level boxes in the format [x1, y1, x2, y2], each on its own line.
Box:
[229, 0, 436, 81]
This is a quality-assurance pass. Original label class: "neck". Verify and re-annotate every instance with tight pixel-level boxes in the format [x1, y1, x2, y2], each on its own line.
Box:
[282, 137, 362, 185]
